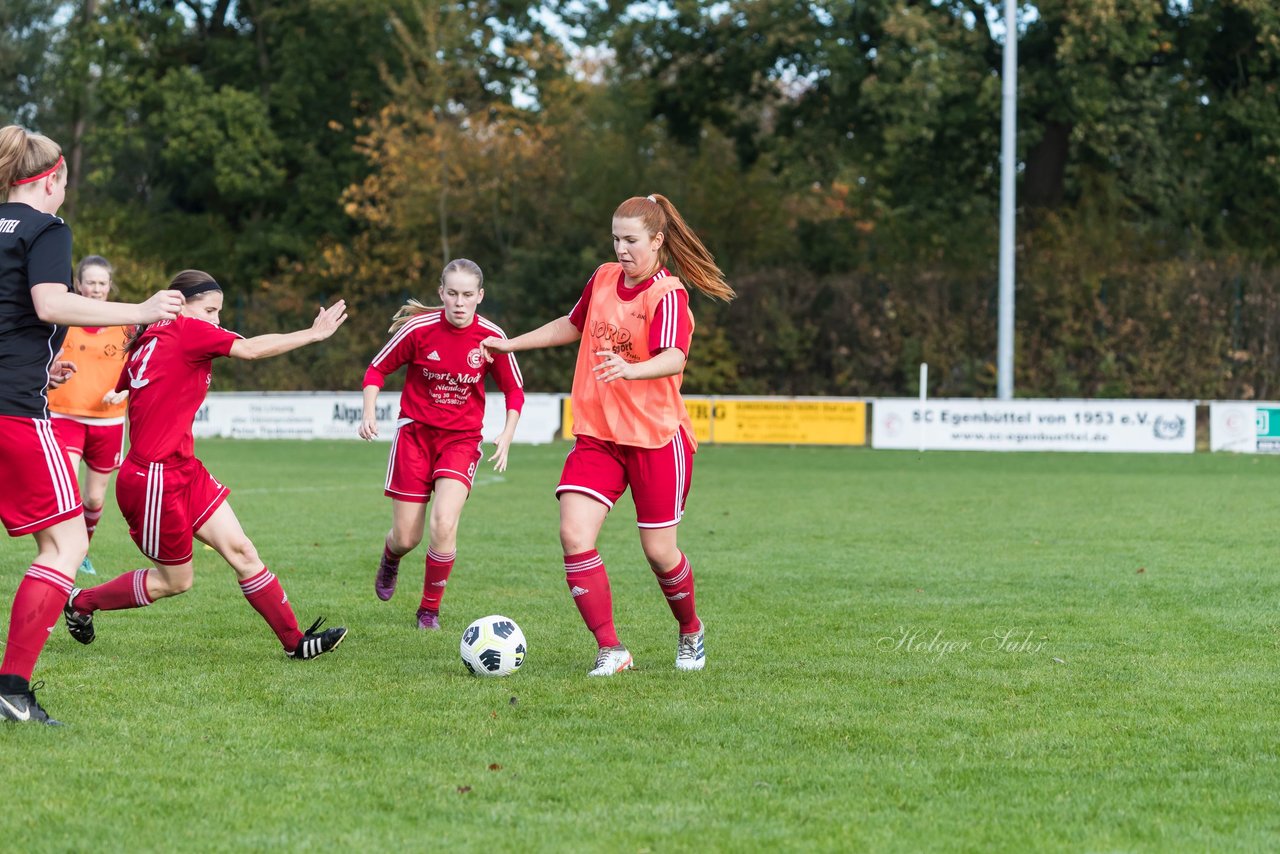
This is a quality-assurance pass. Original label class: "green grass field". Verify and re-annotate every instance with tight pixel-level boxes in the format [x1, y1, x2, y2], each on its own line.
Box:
[3, 440, 1280, 851]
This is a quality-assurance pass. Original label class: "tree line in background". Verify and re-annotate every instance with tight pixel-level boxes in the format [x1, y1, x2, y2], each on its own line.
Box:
[5, 0, 1280, 398]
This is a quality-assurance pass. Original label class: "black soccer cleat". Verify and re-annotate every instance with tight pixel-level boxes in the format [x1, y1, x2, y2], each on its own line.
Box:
[0, 680, 63, 726]
[287, 617, 348, 660]
[64, 588, 95, 645]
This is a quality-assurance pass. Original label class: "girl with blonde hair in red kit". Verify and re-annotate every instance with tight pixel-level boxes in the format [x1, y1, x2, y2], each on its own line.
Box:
[480, 194, 734, 676]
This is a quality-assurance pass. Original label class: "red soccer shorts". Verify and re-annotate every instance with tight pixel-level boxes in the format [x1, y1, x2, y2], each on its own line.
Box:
[384, 421, 483, 503]
[51, 417, 125, 473]
[0, 415, 83, 536]
[115, 456, 230, 565]
[556, 427, 694, 528]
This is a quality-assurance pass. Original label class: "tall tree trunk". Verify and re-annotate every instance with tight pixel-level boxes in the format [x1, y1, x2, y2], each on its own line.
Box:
[1024, 120, 1072, 210]
[66, 0, 99, 219]
[243, 0, 272, 101]
[439, 178, 451, 263]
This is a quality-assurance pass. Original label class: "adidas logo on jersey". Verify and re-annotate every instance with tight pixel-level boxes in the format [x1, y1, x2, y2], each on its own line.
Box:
[426, 350, 441, 361]
[569, 585, 589, 598]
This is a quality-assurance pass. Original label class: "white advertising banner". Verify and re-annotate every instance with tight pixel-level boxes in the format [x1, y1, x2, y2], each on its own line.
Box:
[193, 392, 563, 444]
[1209, 401, 1280, 453]
[872, 398, 1196, 453]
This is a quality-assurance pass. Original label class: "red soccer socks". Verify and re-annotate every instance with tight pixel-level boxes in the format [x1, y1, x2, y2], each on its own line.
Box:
[564, 550, 619, 648]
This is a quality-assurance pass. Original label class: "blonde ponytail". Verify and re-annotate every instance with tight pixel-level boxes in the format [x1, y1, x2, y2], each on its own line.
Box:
[388, 298, 441, 333]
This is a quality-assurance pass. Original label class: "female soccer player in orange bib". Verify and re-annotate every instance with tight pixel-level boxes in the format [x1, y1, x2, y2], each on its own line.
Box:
[47, 255, 130, 575]
[359, 258, 524, 631]
[480, 194, 734, 676]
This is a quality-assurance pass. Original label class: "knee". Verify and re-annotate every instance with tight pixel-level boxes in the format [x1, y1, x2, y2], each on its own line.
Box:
[154, 571, 193, 597]
[642, 548, 678, 573]
[428, 515, 458, 547]
[559, 522, 595, 555]
[225, 536, 261, 571]
[389, 529, 421, 554]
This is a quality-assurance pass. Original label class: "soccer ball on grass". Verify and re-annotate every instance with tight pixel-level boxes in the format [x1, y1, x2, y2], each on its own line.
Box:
[460, 615, 526, 677]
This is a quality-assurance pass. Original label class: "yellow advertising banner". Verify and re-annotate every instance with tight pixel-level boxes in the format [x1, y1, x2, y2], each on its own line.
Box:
[680, 398, 715, 444]
[713, 399, 866, 445]
[561, 397, 866, 446]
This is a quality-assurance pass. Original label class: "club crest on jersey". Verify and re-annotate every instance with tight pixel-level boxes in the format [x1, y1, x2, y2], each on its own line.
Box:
[467, 348, 483, 368]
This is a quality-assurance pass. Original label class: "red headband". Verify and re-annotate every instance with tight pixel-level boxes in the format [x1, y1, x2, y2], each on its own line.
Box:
[10, 156, 64, 187]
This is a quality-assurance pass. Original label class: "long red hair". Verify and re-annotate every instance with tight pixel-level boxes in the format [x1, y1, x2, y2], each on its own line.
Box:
[613, 194, 734, 301]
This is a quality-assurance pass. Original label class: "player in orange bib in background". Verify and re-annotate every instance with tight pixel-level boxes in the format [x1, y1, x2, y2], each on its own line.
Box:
[480, 194, 735, 676]
[47, 255, 130, 575]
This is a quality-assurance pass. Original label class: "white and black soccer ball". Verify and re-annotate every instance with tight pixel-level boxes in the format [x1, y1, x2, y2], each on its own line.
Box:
[460, 615, 526, 677]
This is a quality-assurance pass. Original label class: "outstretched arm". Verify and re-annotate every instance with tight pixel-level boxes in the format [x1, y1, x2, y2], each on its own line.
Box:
[229, 300, 347, 361]
[32, 284, 183, 327]
[479, 316, 580, 361]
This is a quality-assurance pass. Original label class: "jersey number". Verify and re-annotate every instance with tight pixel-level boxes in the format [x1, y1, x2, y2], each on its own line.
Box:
[128, 338, 158, 389]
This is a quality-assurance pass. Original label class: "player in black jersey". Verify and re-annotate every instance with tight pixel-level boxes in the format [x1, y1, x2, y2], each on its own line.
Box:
[0, 124, 182, 724]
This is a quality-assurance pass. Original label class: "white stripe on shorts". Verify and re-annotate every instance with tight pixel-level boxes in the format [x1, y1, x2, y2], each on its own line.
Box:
[36, 419, 76, 513]
[145, 462, 164, 559]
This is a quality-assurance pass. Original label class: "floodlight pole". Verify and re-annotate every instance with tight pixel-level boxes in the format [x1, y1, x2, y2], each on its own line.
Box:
[997, 0, 1018, 400]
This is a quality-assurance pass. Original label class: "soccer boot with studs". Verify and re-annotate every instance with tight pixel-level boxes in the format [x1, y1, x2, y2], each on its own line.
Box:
[0, 679, 62, 726]
[374, 552, 399, 601]
[676, 622, 705, 672]
[587, 644, 634, 677]
[287, 617, 348, 660]
[63, 588, 95, 645]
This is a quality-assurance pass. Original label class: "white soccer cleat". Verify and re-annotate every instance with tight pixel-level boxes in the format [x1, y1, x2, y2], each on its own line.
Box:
[676, 623, 705, 671]
[587, 644, 633, 677]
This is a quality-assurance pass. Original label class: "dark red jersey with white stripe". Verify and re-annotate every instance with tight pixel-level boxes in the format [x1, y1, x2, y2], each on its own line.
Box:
[116, 316, 241, 464]
[363, 310, 524, 434]
[568, 266, 692, 355]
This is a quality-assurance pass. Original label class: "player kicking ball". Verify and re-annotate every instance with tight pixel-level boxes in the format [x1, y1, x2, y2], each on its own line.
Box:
[63, 270, 349, 661]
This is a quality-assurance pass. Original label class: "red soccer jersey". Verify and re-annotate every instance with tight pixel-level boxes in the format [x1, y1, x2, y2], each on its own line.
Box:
[117, 315, 241, 464]
[363, 310, 524, 433]
[568, 266, 692, 355]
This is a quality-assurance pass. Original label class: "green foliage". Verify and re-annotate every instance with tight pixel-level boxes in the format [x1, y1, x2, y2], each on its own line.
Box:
[152, 69, 286, 207]
[0, 0, 59, 125]
[12, 1, 1280, 396]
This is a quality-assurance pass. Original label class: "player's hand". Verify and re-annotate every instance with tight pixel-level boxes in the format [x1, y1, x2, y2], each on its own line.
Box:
[47, 352, 77, 388]
[358, 415, 378, 441]
[488, 432, 514, 472]
[478, 335, 510, 363]
[138, 289, 183, 323]
[593, 350, 636, 383]
[102, 389, 128, 405]
[310, 300, 348, 342]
